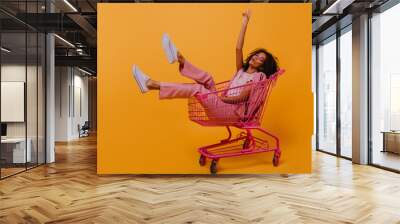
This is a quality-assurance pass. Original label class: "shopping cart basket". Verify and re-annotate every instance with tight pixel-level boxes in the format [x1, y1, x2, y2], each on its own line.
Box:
[188, 69, 285, 174]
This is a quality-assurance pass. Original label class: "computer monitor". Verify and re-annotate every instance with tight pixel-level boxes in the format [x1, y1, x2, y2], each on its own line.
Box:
[1, 123, 7, 137]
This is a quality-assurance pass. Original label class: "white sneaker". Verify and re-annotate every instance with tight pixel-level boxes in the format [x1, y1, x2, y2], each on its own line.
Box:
[132, 65, 149, 93]
[162, 33, 178, 64]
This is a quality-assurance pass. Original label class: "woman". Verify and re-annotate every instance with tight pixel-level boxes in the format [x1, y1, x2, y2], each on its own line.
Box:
[132, 10, 278, 120]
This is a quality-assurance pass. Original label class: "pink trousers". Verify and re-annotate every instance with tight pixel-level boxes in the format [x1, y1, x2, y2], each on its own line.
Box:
[159, 61, 240, 121]
[159, 60, 216, 99]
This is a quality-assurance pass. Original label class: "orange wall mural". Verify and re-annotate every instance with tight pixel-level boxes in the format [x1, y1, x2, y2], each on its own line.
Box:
[98, 3, 312, 174]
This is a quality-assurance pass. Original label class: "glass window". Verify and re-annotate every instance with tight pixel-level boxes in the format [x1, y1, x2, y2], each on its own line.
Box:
[27, 30, 38, 169]
[38, 32, 46, 165]
[317, 36, 337, 154]
[312, 45, 317, 151]
[1, 30, 28, 177]
[0, 2, 46, 179]
[340, 28, 352, 158]
[371, 3, 400, 171]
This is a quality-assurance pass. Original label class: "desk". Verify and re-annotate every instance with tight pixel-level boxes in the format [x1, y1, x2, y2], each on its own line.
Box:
[382, 131, 400, 154]
[1, 138, 31, 163]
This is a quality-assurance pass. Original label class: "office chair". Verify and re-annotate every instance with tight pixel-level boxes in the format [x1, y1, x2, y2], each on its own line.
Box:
[79, 121, 90, 138]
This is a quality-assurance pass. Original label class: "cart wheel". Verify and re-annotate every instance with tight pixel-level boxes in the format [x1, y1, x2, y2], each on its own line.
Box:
[210, 160, 218, 174]
[242, 138, 250, 149]
[199, 155, 206, 166]
[273, 151, 280, 167]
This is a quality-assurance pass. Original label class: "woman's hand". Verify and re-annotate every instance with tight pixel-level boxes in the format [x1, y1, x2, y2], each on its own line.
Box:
[242, 9, 251, 23]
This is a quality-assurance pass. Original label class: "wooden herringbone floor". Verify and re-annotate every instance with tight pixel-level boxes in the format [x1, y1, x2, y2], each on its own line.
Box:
[1, 135, 400, 224]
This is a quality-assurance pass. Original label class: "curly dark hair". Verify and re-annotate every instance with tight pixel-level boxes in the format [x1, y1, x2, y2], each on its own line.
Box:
[242, 48, 279, 78]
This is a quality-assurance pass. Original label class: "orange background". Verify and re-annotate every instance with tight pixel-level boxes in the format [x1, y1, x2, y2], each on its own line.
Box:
[97, 3, 312, 174]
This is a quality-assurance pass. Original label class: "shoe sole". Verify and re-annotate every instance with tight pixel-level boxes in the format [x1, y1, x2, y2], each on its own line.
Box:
[162, 34, 177, 64]
[162, 35, 173, 63]
[169, 41, 177, 62]
[132, 65, 146, 93]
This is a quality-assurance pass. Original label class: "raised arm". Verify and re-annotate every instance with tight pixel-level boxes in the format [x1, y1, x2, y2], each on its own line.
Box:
[236, 9, 251, 71]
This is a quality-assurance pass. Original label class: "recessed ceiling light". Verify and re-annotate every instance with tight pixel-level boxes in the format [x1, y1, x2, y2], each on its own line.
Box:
[54, 34, 75, 48]
[77, 67, 93, 76]
[1, 47, 11, 53]
[322, 0, 354, 15]
[63, 0, 78, 12]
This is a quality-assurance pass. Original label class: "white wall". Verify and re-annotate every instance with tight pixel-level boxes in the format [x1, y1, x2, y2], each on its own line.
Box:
[1, 64, 46, 164]
[55, 67, 89, 141]
[1, 65, 26, 136]
[55, 67, 70, 141]
[72, 73, 89, 138]
[1, 65, 38, 138]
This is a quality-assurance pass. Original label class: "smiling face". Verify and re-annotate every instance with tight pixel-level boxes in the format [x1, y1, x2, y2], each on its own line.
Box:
[249, 52, 267, 69]
[243, 48, 278, 77]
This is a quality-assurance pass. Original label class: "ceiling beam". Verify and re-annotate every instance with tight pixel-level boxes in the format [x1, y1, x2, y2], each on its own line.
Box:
[67, 13, 97, 41]
[322, 0, 356, 14]
[55, 55, 96, 69]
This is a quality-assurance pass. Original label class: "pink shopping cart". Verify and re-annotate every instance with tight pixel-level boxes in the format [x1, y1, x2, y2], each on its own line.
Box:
[188, 69, 285, 174]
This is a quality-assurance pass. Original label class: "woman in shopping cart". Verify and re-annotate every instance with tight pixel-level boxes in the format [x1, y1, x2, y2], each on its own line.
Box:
[132, 9, 279, 120]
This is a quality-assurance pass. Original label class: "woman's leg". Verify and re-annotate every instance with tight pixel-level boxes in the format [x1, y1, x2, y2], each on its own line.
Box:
[146, 79, 210, 99]
[177, 52, 216, 91]
[147, 79, 239, 121]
